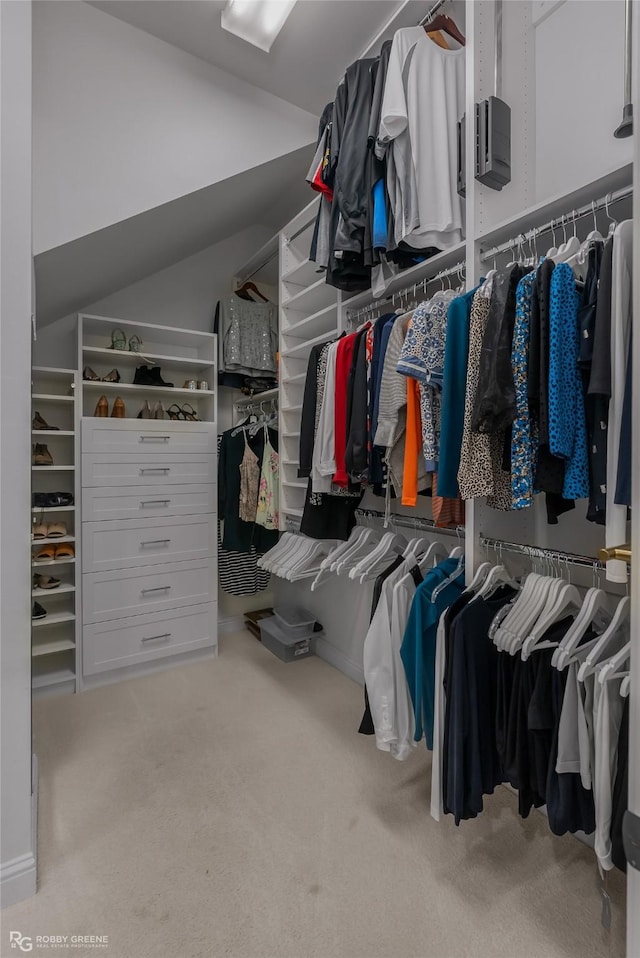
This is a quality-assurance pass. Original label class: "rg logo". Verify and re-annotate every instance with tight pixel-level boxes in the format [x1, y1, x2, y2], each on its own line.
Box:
[9, 932, 33, 952]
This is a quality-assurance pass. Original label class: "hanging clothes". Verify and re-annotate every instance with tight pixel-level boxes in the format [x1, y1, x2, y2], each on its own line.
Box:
[255, 426, 279, 531]
[238, 432, 260, 524]
[216, 295, 278, 385]
[218, 424, 279, 555]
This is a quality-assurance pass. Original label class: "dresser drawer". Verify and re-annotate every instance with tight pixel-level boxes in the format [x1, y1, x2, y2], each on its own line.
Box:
[82, 484, 216, 522]
[82, 514, 216, 572]
[83, 559, 216, 624]
[83, 603, 217, 675]
[82, 418, 216, 455]
[82, 454, 215, 487]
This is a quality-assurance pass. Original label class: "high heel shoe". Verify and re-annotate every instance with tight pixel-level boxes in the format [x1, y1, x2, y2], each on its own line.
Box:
[102, 368, 121, 383]
[94, 395, 109, 417]
[83, 366, 101, 381]
[181, 403, 199, 422]
[137, 401, 153, 420]
[153, 402, 166, 420]
[111, 397, 126, 418]
[167, 404, 184, 421]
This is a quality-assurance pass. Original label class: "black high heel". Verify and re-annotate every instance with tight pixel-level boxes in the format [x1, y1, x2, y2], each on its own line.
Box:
[167, 404, 184, 421]
[180, 403, 199, 421]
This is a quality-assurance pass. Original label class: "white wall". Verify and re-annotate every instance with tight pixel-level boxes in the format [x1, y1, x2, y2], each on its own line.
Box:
[534, 0, 632, 201]
[34, 223, 278, 621]
[0, 0, 36, 907]
[33, 1, 317, 254]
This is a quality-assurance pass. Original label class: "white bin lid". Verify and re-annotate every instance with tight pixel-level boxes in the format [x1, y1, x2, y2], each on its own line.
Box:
[273, 606, 316, 629]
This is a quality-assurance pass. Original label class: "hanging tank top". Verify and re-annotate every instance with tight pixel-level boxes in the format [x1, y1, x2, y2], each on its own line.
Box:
[238, 430, 260, 524]
[255, 427, 279, 530]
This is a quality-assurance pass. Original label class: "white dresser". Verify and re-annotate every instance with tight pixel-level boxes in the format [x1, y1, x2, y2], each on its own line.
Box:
[81, 417, 217, 682]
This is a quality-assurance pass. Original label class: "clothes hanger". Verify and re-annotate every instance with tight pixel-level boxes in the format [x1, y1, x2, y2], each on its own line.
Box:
[545, 219, 559, 259]
[577, 596, 631, 681]
[620, 674, 631, 697]
[604, 192, 618, 239]
[334, 527, 380, 573]
[431, 555, 465, 602]
[493, 571, 545, 649]
[311, 528, 370, 590]
[417, 540, 449, 570]
[597, 642, 631, 687]
[463, 561, 492, 594]
[423, 13, 465, 46]
[350, 532, 406, 581]
[505, 575, 563, 655]
[258, 532, 294, 572]
[235, 280, 269, 303]
[552, 585, 610, 669]
[520, 580, 582, 661]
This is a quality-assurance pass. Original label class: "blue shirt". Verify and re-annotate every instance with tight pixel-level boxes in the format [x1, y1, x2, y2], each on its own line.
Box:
[438, 288, 479, 498]
[400, 558, 466, 750]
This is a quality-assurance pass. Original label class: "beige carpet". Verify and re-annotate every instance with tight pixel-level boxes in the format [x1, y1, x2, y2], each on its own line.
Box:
[3, 631, 627, 958]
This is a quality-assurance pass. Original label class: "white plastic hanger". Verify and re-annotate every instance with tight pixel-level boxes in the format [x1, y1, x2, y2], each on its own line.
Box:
[620, 674, 631, 697]
[417, 540, 449, 570]
[259, 533, 296, 571]
[577, 596, 631, 681]
[350, 532, 406, 581]
[507, 576, 564, 656]
[552, 586, 609, 669]
[492, 572, 543, 649]
[333, 528, 379, 573]
[597, 642, 631, 687]
[431, 556, 465, 602]
[463, 561, 492, 594]
[520, 582, 582, 661]
[554, 211, 581, 263]
[545, 219, 559, 259]
[310, 529, 369, 590]
[402, 536, 432, 558]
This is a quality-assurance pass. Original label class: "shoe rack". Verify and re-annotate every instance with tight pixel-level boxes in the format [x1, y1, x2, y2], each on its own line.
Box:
[31, 366, 81, 696]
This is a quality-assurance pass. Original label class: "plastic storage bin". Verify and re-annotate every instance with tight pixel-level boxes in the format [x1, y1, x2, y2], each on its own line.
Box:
[273, 605, 317, 639]
[259, 615, 315, 662]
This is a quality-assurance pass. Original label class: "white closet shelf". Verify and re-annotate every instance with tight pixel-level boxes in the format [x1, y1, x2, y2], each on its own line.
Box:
[281, 431, 301, 439]
[282, 506, 304, 518]
[283, 479, 307, 490]
[342, 241, 466, 312]
[477, 162, 632, 250]
[31, 393, 74, 403]
[281, 257, 324, 287]
[235, 386, 279, 404]
[281, 373, 306, 386]
[32, 611, 76, 628]
[32, 557, 75, 568]
[83, 346, 215, 372]
[31, 535, 75, 545]
[282, 277, 334, 315]
[32, 667, 76, 689]
[282, 328, 338, 359]
[31, 506, 75, 514]
[79, 313, 215, 348]
[32, 638, 76, 657]
[282, 304, 338, 342]
[32, 429, 74, 437]
[281, 458, 299, 466]
[282, 404, 302, 415]
[82, 381, 214, 398]
[32, 584, 76, 598]
[32, 465, 75, 471]
[33, 366, 76, 377]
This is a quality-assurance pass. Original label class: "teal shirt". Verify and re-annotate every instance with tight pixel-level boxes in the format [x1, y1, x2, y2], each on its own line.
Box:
[400, 558, 465, 749]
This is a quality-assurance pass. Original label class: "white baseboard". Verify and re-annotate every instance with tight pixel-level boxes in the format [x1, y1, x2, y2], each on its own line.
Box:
[1, 852, 36, 909]
[217, 615, 245, 634]
[314, 636, 364, 686]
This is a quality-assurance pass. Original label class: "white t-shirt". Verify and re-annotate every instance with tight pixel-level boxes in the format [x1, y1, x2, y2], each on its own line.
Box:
[378, 27, 465, 250]
[311, 341, 338, 494]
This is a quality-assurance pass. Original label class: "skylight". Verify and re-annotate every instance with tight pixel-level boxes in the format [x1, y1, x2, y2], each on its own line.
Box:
[221, 0, 297, 53]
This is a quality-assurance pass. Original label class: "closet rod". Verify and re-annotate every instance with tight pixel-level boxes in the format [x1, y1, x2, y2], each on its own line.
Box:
[237, 249, 279, 284]
[480, 536, 604, 570]
[346, 259, 466, 322]
[356, 508, 464, 540]
[481, 184, 633, 262]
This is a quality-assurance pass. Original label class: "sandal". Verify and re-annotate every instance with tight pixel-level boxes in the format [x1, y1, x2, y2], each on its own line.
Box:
[34, 544, 55, 560]
[110, 328, 127, 350]
[128, 334, 143, 353]
[32, 522, 48, 540]
[167, 404, 184, 421]
[33, 573, 61, 590]
[54, 543, 75, 559]
[47, 522, 67, 538]
[181, 403, 199, 422]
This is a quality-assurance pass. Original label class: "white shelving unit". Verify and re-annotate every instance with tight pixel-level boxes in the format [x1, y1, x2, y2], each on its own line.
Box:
[77, 314, 218, 689]
[31, 366, 80, 697]
[278, 199, 335, 526]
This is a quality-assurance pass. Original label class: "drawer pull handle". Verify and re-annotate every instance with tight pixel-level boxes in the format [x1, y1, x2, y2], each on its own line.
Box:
[141, 585, 172, 594]
[140, 435, 171, 442]
[140, 499, 171, 507]
[141, 633, 172, 644]
[140, 539, 171, 547]
[140, 468, 170, 475]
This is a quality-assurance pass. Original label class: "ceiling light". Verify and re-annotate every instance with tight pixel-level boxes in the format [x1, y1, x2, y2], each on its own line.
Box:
[221, 0, 297, 53]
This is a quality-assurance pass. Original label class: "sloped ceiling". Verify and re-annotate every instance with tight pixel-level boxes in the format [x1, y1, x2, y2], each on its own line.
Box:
[87, 1, 423, 114]
[35, 146, 313, 327]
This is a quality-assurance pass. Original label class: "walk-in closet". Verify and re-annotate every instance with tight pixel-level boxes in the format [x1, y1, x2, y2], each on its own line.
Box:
[1, 1, 640, 956]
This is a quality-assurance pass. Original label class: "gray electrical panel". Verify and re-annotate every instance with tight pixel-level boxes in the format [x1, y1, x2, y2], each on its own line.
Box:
[476, 96, 511, 191]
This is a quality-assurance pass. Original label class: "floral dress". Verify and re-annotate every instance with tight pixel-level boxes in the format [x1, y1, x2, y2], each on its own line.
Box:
[255, 426, 279, 530]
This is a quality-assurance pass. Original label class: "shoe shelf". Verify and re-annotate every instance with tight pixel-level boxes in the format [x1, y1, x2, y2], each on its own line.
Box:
[31, 363, 80, 696]
[32, 611, 76, 628]
[32, 535, 75, 545]
[32, 465, 75, 471]
[82, 381, 214, 398]
[32, 637, 76, 657]
[31, 393, 74, 403]
[32, 583, 76, 597]
[83, 346, 216, 372]
[32, 557, 75, 568]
